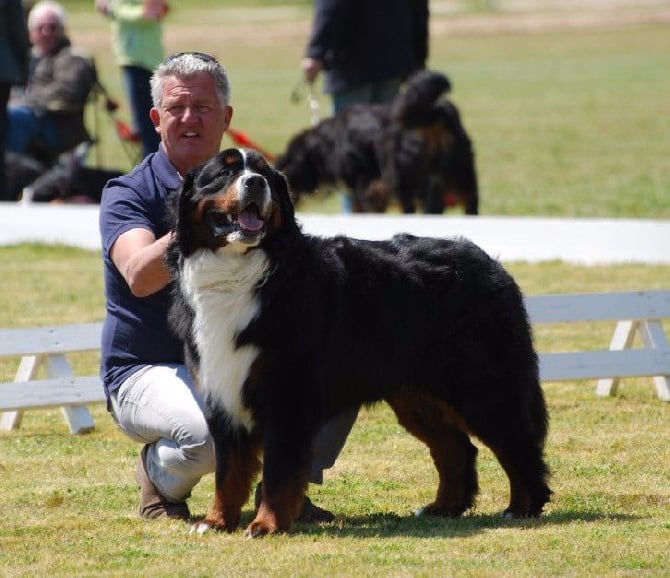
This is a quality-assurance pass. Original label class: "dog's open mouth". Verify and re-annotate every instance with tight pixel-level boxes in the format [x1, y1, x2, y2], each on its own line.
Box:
[238, 204, 265, 232]
[205, 203, 265, 238]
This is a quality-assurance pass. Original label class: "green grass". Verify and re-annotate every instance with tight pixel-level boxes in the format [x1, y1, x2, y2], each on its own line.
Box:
[1, 246, 669, 576]
[436, 28, 670, 217]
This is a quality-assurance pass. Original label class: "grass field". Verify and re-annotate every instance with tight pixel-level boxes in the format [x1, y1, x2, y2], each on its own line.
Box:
[2, 1, 669, 576]
[1, 247, 669, 577]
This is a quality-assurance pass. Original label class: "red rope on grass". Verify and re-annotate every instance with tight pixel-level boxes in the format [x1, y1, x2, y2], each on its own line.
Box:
[227, 128, 276, 162]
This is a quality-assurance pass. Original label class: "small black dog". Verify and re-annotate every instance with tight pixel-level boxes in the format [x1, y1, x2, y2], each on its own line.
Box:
[167, 148, 550, 538]
[4, 152, 46, 201]
[275, 70, 479, 215]
[4, 151, 122, 203]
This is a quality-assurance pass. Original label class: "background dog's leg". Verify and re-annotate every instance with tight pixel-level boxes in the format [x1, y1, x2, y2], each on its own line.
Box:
[388, 391, 478, 516]
[422, 175, 446, 214]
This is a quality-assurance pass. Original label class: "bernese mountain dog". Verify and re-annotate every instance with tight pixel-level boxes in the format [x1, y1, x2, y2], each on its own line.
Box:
[275, 69, 479, 215]
[166, 148, 550, 538]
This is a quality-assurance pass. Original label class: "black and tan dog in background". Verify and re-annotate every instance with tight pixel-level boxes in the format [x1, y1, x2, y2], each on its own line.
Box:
[275, 69, 479, 215]
[167, 148, 549, 538]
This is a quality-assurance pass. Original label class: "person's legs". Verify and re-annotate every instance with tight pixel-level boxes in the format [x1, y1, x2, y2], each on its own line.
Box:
[110, 364, 215, 505]
[331, 78, 401, 113]
[112, 363, 351, 522]
[370, 78, 402, 105]
[0, 82, 11, 200]
[5, 105, 41, 153]
[121, 65, 161, 158]
[253, 407, 359, 523]
[5, 105, 61, 155]
[332, 84, 373, 115]
[309, 407, 359, 484]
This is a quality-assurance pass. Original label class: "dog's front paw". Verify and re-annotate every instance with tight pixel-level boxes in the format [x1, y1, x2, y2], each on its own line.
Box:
[189, 514, 230, 535]
[243, 516, 281, 538]
[190, 520, 214, 535]
[414, 501, 467, 518]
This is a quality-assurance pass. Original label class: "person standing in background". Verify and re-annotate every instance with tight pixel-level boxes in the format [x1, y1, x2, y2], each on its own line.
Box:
[0, 0, 31, 200]
[302, 0, 428, 115]
[301, 0, 428, 212]
[95, 0, 167, 158]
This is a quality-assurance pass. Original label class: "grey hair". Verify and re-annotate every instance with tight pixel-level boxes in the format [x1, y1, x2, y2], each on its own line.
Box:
[150, 53, 231, 110]
[28, 0, 67, 29]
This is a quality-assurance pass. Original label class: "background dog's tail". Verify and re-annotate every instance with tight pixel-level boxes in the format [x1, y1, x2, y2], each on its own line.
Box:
[391, 70, 452, 127]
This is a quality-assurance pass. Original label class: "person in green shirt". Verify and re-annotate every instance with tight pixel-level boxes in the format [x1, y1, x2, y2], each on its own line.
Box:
[96, 0, 168, 158]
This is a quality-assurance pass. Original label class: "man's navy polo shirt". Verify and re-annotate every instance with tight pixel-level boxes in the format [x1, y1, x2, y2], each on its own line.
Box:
[99, 147, 184, 402]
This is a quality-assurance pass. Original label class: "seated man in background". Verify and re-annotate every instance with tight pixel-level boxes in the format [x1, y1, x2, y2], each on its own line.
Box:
[5, 0, 96, 161]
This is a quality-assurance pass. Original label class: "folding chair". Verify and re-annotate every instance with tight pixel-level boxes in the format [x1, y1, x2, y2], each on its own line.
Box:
[89, 79, 142, 167]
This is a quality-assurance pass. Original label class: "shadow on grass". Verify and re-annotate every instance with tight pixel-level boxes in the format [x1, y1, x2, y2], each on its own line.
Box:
[184, 502, 643, 538]
[288, 507, 642, 539]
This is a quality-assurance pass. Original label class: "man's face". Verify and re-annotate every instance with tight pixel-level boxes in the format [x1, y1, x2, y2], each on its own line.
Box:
[29, 10, 64, 55]
[150, 72, 233, 176]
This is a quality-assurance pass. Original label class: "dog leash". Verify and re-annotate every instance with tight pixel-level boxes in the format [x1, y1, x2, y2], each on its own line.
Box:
[290, 79, 320, 126]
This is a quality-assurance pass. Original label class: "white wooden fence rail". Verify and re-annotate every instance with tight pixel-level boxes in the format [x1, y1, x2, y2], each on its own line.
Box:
[1, 290, 668, 434]
[526, 290, 670, 400]
[0, 323, 104, 434]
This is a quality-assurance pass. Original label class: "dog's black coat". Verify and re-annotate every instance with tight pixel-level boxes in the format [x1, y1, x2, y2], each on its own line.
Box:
[167, 148, 549, 537]
[4, 152, 46, 201]
[276, 69, 479, 215]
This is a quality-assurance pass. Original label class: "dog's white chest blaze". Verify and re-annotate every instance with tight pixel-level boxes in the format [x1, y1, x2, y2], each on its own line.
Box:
[180, 248, 269, 430]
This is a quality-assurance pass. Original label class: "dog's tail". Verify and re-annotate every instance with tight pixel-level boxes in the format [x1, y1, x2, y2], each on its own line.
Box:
[391, 70, 452, 127]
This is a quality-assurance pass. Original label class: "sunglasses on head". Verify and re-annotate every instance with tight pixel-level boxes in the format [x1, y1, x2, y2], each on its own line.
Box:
[163, 52, 218, 65]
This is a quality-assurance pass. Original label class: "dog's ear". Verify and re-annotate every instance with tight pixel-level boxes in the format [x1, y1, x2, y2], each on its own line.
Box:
[169, 165, 202, 258]
[166, 165, 197, 242]
[267, 163, 302, 238]
[178, 166, 200, 221]
[194, 153, 226, 193]
[271, 168, 295, 220]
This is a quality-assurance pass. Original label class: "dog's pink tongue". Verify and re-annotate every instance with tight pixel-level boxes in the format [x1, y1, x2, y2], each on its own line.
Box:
[239, 209, 264, 232]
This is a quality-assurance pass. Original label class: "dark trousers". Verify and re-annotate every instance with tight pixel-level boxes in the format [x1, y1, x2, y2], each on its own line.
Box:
[0, 82, 10, 200]
[310, 406, 359, 484]
[122, 65, 160, 159]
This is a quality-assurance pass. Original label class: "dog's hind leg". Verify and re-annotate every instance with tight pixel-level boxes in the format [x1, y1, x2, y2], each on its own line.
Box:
[387, 390, 478, 517]
[473, 422, 551, 519]
[463, 377, 551, 518]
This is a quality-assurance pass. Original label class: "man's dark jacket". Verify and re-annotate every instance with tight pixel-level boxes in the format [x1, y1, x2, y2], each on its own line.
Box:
[24, 35, 97, 152]
[306, 0, 429, 94]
